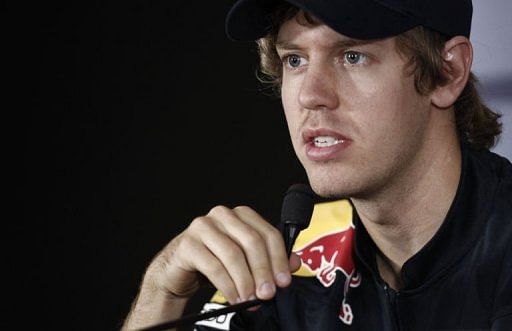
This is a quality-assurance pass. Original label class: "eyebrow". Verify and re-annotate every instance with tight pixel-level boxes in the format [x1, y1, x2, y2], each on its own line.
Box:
[275, 38, 373, 51]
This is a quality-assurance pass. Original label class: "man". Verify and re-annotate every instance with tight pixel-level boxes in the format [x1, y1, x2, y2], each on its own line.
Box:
[123, 0, 511, 330]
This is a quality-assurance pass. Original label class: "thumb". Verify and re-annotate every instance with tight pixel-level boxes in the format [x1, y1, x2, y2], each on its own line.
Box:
[289, 252, 302, 273]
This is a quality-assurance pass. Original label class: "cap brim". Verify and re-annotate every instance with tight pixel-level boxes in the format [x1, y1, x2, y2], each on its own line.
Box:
[226, 0, 419, 41]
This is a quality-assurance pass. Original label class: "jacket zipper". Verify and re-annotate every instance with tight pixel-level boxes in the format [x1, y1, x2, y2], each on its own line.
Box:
[383, 283, 401, 331]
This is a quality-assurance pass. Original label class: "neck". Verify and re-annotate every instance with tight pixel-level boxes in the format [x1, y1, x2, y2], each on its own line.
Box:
[351, 122, 462, 290]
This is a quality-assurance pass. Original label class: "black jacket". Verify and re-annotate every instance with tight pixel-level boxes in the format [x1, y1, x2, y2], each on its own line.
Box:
[196, 143, 512, 330]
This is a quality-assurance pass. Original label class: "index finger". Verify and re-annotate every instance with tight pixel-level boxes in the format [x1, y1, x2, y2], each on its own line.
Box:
[232, 206, 292, 288]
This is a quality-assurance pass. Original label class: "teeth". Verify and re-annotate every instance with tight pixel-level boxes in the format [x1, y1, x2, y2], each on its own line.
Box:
[313, 136, 343, 147]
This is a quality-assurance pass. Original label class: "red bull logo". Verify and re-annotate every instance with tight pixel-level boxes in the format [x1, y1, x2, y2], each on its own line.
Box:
[294, 203, 361, 325]
[295, 228, 358, 286]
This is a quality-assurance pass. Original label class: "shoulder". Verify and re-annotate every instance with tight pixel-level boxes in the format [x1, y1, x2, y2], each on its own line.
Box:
[483, 150, 512, 221]
[455, 147, 512, 324]
[471, 150, 512, 322]
[473, 149, 512, 254]
[467, 147, 512, 216]
[469, 147, 512, 182]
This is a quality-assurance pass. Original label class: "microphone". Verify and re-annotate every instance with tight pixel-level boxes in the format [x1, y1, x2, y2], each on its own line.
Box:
[280, 183, 315, 256]
[135, 184, 315, 331]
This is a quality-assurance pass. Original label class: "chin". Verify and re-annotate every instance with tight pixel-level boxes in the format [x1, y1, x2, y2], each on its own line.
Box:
[302, 158, 373, 199]
[308, 177, 353, 199]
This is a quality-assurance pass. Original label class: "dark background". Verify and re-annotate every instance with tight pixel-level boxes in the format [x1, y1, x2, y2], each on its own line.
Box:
[11, 1, 307, 330]
[8, 1, 511, 330]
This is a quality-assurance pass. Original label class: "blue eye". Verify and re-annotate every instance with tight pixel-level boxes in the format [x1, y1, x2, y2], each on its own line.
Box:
[286, 54, 307, 68]
[344, 51, 368, 65]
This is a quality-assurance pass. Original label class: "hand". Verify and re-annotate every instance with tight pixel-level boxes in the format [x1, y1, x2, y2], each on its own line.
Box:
[147, 205, 301, 304]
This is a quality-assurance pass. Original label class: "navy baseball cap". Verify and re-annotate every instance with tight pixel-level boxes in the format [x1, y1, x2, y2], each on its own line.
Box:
[226, 0, 473, 41]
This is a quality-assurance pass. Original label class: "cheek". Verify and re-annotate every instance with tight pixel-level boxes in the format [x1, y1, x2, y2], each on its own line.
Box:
[281, 80, 302, 133]
[353, 73, 425, 137]
[281, 88, 293, 121]
[356, 84, 431, 173]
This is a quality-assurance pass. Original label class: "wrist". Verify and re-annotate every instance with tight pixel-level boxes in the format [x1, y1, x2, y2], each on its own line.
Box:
[123, 274, 190, 330]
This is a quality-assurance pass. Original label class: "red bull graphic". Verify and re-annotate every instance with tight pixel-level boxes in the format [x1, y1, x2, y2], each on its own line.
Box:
[293, 200, 360, 326]
[295, 228, 358, 286]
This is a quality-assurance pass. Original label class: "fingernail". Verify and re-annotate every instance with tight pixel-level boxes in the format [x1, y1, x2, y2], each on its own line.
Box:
[276, 272, 291, 286]
[258, 282, 275, 298]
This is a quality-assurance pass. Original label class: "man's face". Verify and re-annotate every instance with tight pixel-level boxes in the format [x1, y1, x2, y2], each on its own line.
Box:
[277, 16, 433, 198]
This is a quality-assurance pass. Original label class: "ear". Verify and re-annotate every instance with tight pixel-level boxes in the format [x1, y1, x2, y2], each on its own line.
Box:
[431, 36, 473, 109]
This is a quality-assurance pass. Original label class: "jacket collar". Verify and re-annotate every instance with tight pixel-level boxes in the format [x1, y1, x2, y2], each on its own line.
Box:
[353, 141, 501, 291]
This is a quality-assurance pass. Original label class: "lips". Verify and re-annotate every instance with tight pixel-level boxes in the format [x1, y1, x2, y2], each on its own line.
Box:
[302, 128, 352, 161]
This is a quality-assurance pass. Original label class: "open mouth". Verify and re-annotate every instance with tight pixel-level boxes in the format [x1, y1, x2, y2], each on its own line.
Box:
[313, 136, 345, 148]
[303, 129, 352, 161]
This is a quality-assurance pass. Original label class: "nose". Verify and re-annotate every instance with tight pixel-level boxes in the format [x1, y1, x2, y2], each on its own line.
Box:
[298, 63, 339, 111]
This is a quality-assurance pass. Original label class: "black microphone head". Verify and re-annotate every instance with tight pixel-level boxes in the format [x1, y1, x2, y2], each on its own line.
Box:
[280, 183, 315, 231]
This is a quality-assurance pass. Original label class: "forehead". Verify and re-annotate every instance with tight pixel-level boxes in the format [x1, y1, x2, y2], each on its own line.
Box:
[276, 15, 393, 51]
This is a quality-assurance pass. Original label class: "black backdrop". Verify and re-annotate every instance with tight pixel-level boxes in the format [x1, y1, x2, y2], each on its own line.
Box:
[13, 1, 307, 330]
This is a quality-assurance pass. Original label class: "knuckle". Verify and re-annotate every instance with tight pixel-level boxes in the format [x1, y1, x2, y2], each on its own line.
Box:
[188, 216, 211, 233]
[242, 229, 264, 248]
[233, 205, 251, 213]
[208, 205, 230, 217]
